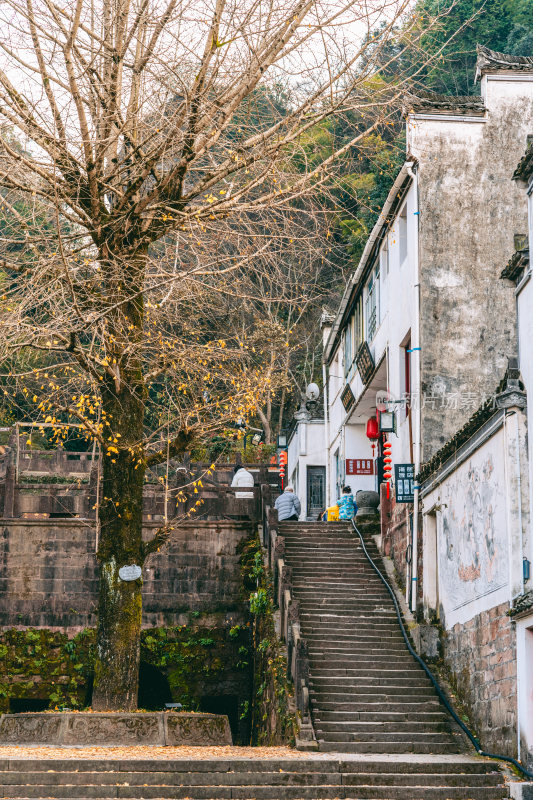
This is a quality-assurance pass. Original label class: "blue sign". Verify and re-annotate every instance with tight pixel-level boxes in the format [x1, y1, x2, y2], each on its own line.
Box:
[395, 463, 415, 503]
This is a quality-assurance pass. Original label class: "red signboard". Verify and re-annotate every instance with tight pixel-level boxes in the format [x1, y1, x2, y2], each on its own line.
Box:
[346, 459, 374, 475]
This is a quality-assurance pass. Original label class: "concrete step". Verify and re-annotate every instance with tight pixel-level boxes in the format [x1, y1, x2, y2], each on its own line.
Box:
[310, 668, 425, 679]
[305, 641, 408, 653]
[318, 740, 460, 754]
[314, 709, 449, 721]
[303, 629, 406, 640]
[313, 702, 442, 714]
[310, 688, 440, 701]
[309, 682, 435, 694]
[315, 729, 457, 742]
[309, 653, 413, 663]
[314, 720, 452, 733]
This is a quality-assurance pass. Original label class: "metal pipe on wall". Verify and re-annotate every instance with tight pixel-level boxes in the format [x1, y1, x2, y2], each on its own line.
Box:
[406, 163, 422, 615]
[323, 361, 331, 508]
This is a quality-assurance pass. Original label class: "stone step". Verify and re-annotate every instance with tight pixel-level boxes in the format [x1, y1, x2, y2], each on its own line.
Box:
[3, 768, 501, 789]
[0, 778, 505, 798]
[310, 681, 434, 692]
[313, 703, 444, 715]
[318, 740, 460, 754]
[305, 639, 407, 649]
[309, 652, 412, 662]
[303, 629, 406, 640]
[294, 589, 391, 597]
[0, 758, 502, 775]
[344, 771, 504, 788]
[311, 681, 439, 703]
[301, 620, 404, 633]
[300, 615, 401, 627]
[315, 729, 456, 742]
[314, 719, 452, 733]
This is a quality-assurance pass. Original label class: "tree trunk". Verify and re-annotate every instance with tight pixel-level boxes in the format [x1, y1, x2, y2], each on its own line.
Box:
[91, 251, 147, 711]
[92, 387, 146, 710]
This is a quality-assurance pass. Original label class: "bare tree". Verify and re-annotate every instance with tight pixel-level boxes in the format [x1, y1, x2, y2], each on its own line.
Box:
[0, 0, 454, 709]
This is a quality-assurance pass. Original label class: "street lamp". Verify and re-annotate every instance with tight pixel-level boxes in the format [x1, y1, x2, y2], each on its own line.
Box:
[379, 410, 396, 434]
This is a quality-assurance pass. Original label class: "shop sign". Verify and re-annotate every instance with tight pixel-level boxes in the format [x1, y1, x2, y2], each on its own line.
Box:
[394, 464, 415, 502]
[346, 459, 374, 475]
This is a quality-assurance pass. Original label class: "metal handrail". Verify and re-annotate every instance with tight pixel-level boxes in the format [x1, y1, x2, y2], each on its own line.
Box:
[351, 519, 533, 780]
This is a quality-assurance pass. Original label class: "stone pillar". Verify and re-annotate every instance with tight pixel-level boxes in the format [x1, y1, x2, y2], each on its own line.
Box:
[356, 489, 380, 515]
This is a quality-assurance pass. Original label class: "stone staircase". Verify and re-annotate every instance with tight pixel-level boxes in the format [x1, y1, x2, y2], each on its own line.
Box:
[0, 756, 509, 798]
[281, 519, 462, 755]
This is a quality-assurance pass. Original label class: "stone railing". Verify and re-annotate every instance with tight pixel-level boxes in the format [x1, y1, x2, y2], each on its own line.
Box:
[1, 477, 264, 522]
[262, 487, 317, 750]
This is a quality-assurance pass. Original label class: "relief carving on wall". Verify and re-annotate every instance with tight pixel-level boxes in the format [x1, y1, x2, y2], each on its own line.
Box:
[440, 450, 508, 618]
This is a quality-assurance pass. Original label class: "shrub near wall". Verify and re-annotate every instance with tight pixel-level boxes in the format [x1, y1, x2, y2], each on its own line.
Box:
[0, 623, 252, 731]
[0, 628, 94, 712]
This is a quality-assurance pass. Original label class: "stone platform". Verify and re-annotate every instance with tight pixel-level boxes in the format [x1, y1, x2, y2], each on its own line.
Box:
[0, 711, 232, 747]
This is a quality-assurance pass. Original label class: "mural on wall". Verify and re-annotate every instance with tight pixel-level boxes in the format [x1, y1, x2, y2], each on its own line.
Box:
[439, 444, 508, 618]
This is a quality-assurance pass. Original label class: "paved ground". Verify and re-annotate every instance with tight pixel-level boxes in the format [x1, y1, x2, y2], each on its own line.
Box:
[0, 746, 500, 763]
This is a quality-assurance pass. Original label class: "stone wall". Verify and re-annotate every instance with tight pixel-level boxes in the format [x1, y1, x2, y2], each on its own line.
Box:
[410, 79, 533, 461]
[444, 601, 516, 756]
[0, 519, 252, 629]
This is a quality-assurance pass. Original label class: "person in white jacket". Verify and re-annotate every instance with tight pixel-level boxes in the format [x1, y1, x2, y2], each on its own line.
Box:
[230, 465, 255, 498]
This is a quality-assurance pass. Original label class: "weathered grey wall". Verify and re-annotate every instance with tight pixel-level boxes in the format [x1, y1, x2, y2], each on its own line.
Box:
[0, 519, 251, 630]
[411, 79, 533, 460]
[443, 600, 517, 757]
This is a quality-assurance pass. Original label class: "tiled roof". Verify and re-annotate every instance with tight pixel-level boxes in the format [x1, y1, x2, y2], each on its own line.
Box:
[508, 590, 533, 618]
[402, 90, 485, 116]
[513, 142, 533, 182]
[475, 44, 533, 82]
[500, 243, 529, 283]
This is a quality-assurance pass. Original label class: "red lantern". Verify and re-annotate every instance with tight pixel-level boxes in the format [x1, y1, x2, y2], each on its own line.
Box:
[366, 417, 379, 441]
[383, 440, 393, 499]
[366, 416, 379, 456]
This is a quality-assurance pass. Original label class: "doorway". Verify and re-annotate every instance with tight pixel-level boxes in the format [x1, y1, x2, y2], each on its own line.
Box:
[307, 466, 326, 520]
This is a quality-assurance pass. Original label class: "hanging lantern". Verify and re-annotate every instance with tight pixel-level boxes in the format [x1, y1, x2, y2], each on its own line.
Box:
[383, 441, 393, 499]
[366, 416, 379, 456]
[366, 416, 379, 441]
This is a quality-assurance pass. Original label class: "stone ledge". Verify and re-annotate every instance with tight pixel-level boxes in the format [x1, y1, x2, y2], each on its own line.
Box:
[0, 711, 232, 747]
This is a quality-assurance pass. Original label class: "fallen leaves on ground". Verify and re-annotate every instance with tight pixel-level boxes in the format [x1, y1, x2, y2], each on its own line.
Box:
[0, 745, 318, 760]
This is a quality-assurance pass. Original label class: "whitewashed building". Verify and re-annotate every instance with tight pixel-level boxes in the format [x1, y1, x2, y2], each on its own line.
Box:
[323, 46, 533, 620]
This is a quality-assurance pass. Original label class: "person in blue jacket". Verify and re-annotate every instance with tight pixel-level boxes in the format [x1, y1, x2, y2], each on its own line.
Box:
[337, 485, 357, 520]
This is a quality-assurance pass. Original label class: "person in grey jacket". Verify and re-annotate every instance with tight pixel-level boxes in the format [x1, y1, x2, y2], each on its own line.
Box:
[275, 486, 301, 521]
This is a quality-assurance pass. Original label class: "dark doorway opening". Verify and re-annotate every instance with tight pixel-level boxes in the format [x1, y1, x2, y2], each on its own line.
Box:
[9, 698, 49, 713]
[307, 466, 326, 520]
[200, 695, 239, 741]
[138, 661, 172, 710]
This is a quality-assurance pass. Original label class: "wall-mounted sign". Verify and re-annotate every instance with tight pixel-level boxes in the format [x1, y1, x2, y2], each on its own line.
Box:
[346, 459, 374, 475]
[394, 464, 415, 503]
[119, 564, 142, 582]
[341, 384, 355, 412]
[356, 341, 375, 385]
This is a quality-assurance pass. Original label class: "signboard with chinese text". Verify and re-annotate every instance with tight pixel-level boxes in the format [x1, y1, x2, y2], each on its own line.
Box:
[395, 463, 415, 503]
[356, 341, 375, 384]
[346, 459, 374, 475]
[341, 384, 355, 412]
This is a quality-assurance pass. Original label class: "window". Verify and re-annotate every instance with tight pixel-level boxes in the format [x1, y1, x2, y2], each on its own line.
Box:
[353, 296, 363, 354]
[399, 205, 408, 266]
[365, 263, 380, 341]
[344, 318, 352, 377]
